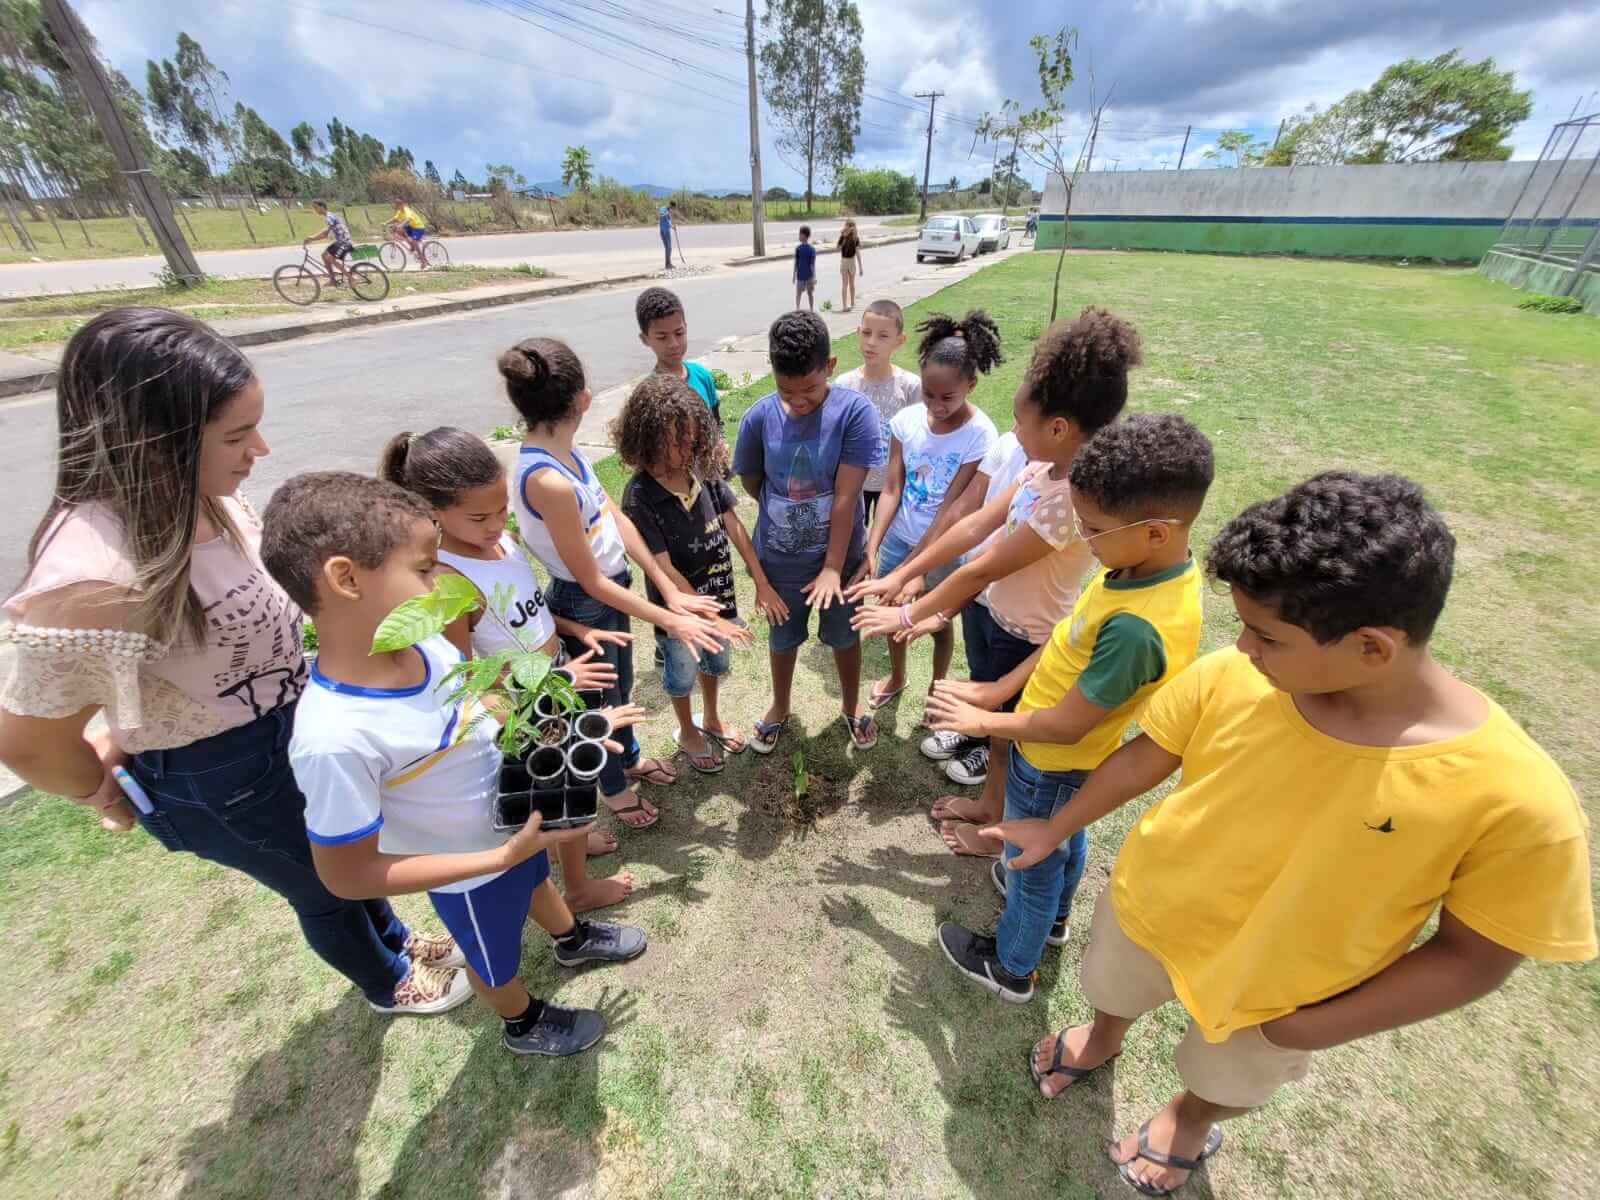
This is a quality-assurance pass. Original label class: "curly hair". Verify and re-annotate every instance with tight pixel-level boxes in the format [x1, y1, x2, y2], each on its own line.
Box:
[915, 309, 1004, 380]
[497, 337, 585, 430]
[610, 374, 727, 479]
[261, 472, 432, 616]
[1206, 471, 1455, 645]
[634, 286, 685, 333]
[378, 426, 503, 510]
[768, 309, 831, 377]
[1068, 412, 1214, 521]
[1023, 305, 1142, 433]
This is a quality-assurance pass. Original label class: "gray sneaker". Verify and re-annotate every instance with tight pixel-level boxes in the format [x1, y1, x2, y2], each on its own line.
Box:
[553, 920, 648, 967]
[503, 1001, 606, 1057]
[920, 729, 971, 761]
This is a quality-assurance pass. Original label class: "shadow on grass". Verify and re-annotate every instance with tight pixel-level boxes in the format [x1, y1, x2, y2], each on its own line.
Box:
[817, 845, 1218, 1200]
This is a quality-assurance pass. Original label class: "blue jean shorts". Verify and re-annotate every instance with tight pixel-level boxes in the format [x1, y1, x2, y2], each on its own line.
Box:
[656, 626, 734, 698]
[768, 560, 863, 655]
[877, 529, 962, 589]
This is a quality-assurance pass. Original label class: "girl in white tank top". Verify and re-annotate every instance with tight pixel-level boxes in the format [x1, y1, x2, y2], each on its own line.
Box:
[380, 425, 641, 912]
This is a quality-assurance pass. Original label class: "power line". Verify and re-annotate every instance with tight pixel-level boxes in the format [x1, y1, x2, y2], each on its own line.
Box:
[481, 0, 748, 88]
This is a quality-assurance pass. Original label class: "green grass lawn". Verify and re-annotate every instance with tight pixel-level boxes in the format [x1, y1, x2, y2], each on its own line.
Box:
[2, 252, 1596, 1199]
[0, 265, 550, 351]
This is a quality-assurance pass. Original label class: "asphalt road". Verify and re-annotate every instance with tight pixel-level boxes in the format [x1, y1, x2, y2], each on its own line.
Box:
[0, 239, 944, 589]
[0, 215, 901, 297]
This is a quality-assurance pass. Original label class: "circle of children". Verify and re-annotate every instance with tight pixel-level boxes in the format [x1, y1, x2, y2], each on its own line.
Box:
[0, 279, 1593, 1197]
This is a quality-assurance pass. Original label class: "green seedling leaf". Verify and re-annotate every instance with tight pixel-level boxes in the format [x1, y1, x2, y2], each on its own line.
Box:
[370, 576, 483, 654]
[544, 672, 580, 713]
[509, 653, 552, 695]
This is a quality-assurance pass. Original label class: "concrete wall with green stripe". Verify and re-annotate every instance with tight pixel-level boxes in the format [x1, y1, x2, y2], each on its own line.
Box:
[1035, 216, 1499, 260]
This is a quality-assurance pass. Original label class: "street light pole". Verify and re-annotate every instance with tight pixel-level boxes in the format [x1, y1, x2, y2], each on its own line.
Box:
[915, 91, 944, 223]
[745, 0, 766, 257]
[41, 0, 202, 286]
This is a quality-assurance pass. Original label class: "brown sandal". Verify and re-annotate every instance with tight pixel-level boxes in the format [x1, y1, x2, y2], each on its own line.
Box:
[602, 790, 659, 830]
[625, 757, 678, 786]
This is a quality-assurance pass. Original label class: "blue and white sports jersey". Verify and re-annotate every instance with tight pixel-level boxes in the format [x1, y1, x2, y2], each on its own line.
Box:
[292, 635, 505, 893]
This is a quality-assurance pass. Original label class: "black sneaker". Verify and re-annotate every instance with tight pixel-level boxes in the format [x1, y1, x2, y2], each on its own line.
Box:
[553, 919, 648, 967]
[502, 1001, 605, 1057]
[937, 922, 1034, 1003]
[945, 743, 989, 786]
[990, 860, 1070, 946]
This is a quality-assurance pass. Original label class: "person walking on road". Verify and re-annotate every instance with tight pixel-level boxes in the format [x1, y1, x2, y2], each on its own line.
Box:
[0, 307, 473, 1020]
[658, 201, 678, 269]
[838, 218, 863, 312]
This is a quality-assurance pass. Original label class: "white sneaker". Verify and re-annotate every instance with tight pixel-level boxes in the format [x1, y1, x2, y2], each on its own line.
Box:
[945, 744, 990, 786]
[370, 961, 473, 1016]
[920, 729, 971, 761]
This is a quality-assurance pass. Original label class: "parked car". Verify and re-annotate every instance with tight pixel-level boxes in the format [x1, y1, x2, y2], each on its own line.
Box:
[917, 215, 981, 263]
[972, 213, 1012, 253]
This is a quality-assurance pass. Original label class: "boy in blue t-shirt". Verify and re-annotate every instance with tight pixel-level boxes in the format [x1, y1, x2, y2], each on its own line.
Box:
[262, 471, 649, 1059]
[733, 310, 883, 753]
[635, 286, 723, 441]
[793, 225, 817, 310]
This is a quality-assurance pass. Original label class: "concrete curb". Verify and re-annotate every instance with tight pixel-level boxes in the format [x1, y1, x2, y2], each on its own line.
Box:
[724, 232, 919, 268]
[0, 271, 660, 401]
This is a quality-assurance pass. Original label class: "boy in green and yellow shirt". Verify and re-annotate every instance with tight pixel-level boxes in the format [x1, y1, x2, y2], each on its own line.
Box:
[925, 413, 1215, 1005]
[987, 470, 1595, 1197]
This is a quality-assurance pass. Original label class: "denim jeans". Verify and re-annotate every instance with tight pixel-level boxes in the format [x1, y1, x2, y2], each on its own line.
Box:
[656, 626, 733, 698]
[129, 704, 411, 1006]
[547, 570, 641, 797]
[994, 750, 1089, 978]
[960, 601, 1038, 710]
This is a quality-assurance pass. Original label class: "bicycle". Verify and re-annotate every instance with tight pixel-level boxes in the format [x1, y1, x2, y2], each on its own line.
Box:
[272, 246, 390, 306]
[377, 223, 450, 272]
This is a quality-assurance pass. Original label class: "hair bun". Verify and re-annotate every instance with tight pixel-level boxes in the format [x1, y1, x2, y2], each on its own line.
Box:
[496, 343, 549, 387]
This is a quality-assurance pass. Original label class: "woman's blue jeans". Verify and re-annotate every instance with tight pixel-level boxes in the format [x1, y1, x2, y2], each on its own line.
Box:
[129, 703, 411, 1007]
[994, 750, 1089, 979]
[547, 571, 642, 798]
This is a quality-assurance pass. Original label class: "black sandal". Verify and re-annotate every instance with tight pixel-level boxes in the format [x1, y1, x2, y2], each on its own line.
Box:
[1111, 1122, 1223, 1197]
[1026, 1028, 1118, 1096]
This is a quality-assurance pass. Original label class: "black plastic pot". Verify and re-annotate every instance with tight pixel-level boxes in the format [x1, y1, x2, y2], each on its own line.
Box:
[492, 735, 602, 831]
[572, 710, 612, 743]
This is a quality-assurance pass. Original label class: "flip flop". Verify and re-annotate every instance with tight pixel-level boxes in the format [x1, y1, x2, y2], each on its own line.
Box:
[675, 746, 724, 775]
[602, 790, 659, 830]
[750, 716, 788, 755]
[940, 821, 1001, 858]
[868, 680, 906, 709]
[1111, 1122, 1224, 1197]
[625, 757, 678, 786]
[842, 711, 878, 750]
[930, 795, 990, 823]
[702, 724, 748, 755]
[1026, 1028, 1120, 1097]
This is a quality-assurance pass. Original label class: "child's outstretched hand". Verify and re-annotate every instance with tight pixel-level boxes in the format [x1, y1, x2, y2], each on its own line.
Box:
[802, 566, 846, 610]
[665, 587, 724, 621]
[893, 612, 949, 644]
[845, 568, 902, 603]
[891, 575, 927, 605]
[754, 582, 790, 625]
[578, 626, 633, 659]
[979, 819, 1057, 870]
[563, 648, 618, 693]
[714, 618, 755, 649]
[923, 685, 989, 738]
[597, 704, 646, 754]
[850, 601, 904, 639]
[929, 677, 1007, 711]
[665, 612, 725, 656]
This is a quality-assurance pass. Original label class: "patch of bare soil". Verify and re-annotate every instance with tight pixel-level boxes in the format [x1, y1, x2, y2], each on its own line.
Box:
[749, 760, 846, 832]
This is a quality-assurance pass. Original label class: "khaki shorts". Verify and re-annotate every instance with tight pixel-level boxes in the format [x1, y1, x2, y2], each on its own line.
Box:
[1080, 890, 1312, 1108]
[840, 254, 858, 278]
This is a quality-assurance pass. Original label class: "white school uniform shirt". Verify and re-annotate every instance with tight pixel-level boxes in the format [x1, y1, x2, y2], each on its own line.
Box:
[886, 404, 998, 547]
[514, 445, 627, 581]
[435, 532, 557, 657]
[292, 635, 506, 893]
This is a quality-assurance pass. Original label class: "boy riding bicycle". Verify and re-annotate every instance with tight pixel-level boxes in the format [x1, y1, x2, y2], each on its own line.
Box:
[306, 200, 354, 285]
[389, 198, 430, 268]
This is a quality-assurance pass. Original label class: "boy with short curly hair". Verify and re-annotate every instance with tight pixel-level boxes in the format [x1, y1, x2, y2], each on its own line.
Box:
[988, 470, 1596, 1197]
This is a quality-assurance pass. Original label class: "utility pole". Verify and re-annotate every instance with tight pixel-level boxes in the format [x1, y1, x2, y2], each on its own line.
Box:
[915, 91, 943, 222]
[42, 0, 202, 285]
[1176, 124, 1192, 170]
[744, 0, 766, 257]
[1272, 118, 1286, 149]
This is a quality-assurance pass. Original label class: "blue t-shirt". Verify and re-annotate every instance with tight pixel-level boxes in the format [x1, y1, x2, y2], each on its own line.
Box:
[658, 206, 671, 234]
[684, 362, 719, 412]
[794, 242, 817, 282]
[732, 386, 882, 590]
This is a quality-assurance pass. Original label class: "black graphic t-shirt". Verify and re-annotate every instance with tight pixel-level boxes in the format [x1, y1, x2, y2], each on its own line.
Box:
[622, 472, 739, 619]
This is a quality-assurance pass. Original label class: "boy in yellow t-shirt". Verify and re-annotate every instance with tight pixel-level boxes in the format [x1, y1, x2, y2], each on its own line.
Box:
[988, 471, 1596, 1197]
[925, 413, 1215, 1005]
[390, 198, 428, 268]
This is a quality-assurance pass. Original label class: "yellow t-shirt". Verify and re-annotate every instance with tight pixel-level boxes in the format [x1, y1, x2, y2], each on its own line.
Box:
[1112, 648, 1597, 1042]
[394, 205, 425, 230]
[1016, 557, 1203, 772]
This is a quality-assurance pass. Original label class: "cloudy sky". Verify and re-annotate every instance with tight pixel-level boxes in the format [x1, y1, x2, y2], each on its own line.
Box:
[81, 0, 1600, 192]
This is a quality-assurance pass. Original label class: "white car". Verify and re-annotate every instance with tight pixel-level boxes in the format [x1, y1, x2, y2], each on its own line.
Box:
[916, 215, 981, 263]
[972, 213, 1011, 253]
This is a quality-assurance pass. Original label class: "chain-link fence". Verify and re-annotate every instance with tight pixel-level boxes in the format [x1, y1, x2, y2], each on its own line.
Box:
[1491, 113, 1600, 295]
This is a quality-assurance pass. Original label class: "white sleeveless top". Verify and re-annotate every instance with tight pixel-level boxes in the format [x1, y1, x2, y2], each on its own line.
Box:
[435, 533, 556, 658]
[514, 445, 627, 581]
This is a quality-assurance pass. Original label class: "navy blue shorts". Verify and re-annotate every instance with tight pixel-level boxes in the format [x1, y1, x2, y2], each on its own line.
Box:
[428, 850, 550, 987]
[404, 226, 425, 241]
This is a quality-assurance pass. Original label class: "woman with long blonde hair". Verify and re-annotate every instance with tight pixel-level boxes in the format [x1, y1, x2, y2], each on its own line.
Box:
[839, 217, 863, 311]
[0, 307, 471, 1017]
